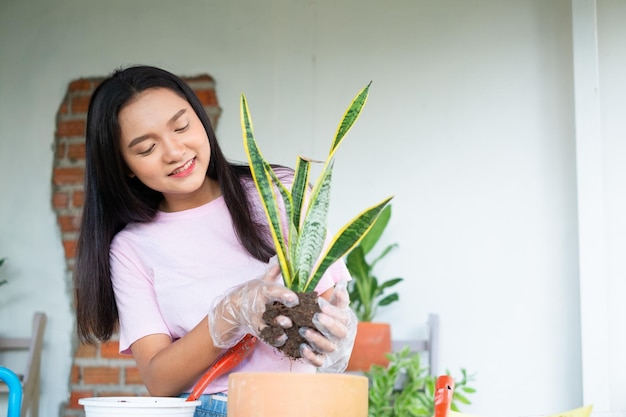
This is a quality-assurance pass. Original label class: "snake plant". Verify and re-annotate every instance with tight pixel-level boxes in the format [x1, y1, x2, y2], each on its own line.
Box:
[241, 83, 392, 293]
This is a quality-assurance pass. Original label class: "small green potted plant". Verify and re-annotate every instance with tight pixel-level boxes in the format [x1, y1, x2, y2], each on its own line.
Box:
[344, 203, 404, 371]
[346, 204, 403, 322]
[366, 347, 476, 417]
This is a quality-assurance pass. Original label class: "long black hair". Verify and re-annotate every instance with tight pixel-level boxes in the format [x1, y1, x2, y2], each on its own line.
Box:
[75, 65, 275, 343]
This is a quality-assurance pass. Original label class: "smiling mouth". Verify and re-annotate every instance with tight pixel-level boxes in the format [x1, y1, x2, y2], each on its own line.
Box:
[170, 158, 195, 176]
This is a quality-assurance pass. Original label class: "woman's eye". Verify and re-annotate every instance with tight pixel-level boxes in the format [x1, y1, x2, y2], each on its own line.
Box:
[138, 144, 156, 156]
[175, 122, 190, 133]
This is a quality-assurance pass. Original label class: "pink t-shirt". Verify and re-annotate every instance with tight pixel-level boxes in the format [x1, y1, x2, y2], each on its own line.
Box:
[109, 180, 350, 395]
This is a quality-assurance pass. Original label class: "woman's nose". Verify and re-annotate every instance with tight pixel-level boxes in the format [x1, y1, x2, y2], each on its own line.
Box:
[162, 135, 185, 162]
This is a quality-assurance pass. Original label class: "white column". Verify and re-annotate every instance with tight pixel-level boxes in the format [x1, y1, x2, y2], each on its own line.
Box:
[571, 0, 611, 409]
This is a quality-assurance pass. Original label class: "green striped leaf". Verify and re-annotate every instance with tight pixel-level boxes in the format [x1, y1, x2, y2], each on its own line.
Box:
[287, 219, 300, 289]
[305, 196, 393, 292]
[265, 160, 294, 236]
[293, 161, 334, 292]
[359, 203, 391, 255]
[241, 94, 292, 285]
[265, 161, 296, 280]
[291, 156, 311, 233]
[329, 82, 371, 159]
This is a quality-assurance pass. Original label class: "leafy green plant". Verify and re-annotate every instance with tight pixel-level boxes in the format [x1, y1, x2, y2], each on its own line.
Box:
[366, 347, 476, 417]
[241, 82, 392, 292]
[346, 204, 403, 321]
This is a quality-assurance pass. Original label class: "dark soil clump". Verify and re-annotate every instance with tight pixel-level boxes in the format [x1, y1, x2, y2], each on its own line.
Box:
[260, 291, 320, 360]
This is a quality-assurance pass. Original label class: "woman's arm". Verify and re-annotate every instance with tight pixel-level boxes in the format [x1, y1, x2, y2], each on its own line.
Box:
[131, 265, 298, 396]
[130, 316, 222, 397]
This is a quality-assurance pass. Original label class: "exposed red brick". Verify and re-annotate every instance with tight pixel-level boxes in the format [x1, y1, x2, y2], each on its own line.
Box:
[58, 100, 69, 115]
[63, 239, 76, 259]
[70, 365, 80, 384]
[69, 79, 93, 92]
[67, 143, 86, 161]
[56, 119, 86, 137]
[58, 215, 81, 233]
[184, 74, 215, 83]
[53, 167, 84, 185]
[124, 367, 144, 385]
[75, 343, 97, 358]
[72, 190, 84, 207]
[52, 192, 69, 209]
[83, 366, 120, 385]
[71, 95, 92, 114]
[56, 142, 66, 159]
[100, 340, 126, 359]
[67, 390, 94, 409]
[195, 89, 218, 106]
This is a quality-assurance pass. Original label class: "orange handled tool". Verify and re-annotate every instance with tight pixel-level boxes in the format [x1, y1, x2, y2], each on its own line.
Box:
[434, 375, 455, 417]
[186, 334, 258, 402]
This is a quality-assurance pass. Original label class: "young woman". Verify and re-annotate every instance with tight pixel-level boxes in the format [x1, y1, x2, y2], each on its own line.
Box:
[74, 65, 356, 416]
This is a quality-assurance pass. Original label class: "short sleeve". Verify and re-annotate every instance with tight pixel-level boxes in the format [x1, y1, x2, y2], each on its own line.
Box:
[110, 233, 171, 354]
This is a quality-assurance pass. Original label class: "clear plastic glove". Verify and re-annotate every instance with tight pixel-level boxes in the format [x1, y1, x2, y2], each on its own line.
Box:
[208, 263, 299, 348]
[298, 280, 358, 372]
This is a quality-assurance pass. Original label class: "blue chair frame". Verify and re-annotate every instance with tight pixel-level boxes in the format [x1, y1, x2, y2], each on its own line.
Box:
[0, 367, 23, 417]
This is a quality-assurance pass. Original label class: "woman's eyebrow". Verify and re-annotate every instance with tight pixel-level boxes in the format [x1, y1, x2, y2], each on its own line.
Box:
[169, 108, 187, 124]
[127, 108, 188, 148]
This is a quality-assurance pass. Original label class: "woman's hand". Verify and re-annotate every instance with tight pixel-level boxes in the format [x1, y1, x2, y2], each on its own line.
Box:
[208, 264, 299, 348]
[298, 280, 358, 372]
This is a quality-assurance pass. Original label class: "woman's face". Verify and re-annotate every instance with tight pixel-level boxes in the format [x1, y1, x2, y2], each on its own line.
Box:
[118, 87, 217, 211]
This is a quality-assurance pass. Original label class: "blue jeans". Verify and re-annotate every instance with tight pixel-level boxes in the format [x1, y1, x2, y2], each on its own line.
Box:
[180, 392, 228, 417]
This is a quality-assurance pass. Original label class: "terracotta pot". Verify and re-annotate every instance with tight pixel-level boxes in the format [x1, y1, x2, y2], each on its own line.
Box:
[228, 372, 368, 417]
[346, 322, 392, 372]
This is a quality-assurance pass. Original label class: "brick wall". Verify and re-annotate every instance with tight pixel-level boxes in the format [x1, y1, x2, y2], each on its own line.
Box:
[53, 74, 221, 417]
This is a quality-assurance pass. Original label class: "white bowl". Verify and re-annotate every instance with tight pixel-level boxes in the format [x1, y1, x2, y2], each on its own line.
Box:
[78, 397, 200, 416]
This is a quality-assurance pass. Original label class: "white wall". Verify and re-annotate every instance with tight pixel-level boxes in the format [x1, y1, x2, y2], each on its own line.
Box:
[596, 0, 626, 411]
[0, 0, 623, 416]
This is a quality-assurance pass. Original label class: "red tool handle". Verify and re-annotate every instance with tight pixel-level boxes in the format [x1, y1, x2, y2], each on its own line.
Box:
[434, 375, 455, 417]
[186, 334, 258, 402]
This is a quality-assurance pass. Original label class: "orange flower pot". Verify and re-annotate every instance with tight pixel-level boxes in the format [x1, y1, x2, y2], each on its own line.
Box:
[346, 322, 392, 372]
